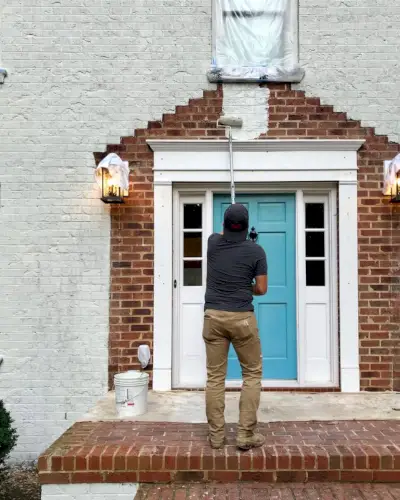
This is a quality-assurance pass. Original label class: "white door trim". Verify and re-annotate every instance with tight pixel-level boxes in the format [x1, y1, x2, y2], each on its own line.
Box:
[296, 189, 306, 386]
[153, 181, 173, 390]
[328, 189, 339, 387]
[338, 181, 360, 392]
[150, 139, 362, 392]
[172, 188, 180, 389]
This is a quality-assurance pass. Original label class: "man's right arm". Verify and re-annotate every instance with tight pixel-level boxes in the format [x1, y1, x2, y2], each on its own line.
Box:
[252, 246, 268, 296]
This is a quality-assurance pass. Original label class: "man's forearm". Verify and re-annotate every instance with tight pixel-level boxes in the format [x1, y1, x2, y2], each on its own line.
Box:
[252, 276, 268, 296]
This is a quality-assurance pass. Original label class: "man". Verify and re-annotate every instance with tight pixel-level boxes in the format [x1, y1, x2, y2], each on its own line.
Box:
[203, 203, 268, 451]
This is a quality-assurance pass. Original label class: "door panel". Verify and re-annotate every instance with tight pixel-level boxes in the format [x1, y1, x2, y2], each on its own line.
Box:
[213, 194, 297, 380]
[303, 196, 333, 383]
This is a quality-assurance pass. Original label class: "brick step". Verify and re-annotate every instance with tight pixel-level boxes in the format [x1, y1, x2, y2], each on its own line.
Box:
[38, 421, 400, 485]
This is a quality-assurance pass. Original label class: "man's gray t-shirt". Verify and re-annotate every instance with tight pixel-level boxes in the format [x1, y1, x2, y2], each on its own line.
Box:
[204, 233, 268, 312]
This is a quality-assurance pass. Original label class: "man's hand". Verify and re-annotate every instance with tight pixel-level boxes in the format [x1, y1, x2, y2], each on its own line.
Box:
[252, 275, 268, 296]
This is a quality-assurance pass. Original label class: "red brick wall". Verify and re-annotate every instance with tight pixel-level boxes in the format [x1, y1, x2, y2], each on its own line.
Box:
[100, 83, 400, 391]
[95, 87, 224, 388]
[264, 84, 400, 391]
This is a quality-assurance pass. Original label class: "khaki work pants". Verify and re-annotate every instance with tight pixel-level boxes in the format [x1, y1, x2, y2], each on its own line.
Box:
[202, 309, 262, 444]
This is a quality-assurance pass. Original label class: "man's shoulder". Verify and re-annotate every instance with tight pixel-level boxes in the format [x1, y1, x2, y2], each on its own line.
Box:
[208, 233, 222, 248]
[255, 242, 266, 255]
[208, 232, 222, 242]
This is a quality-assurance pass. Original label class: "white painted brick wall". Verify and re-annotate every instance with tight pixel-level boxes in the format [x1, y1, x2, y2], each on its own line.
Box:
[0, 0, 213, 461]
[41, 483, 138, 500]
[222, 84, 268, 140]
[297, 0, 400, 142]
[1, 0, 399, 464]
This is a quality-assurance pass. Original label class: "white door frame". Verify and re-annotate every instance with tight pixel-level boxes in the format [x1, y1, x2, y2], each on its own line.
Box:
[149, 139, 363, 392]
[172, 192, 208, 389]
[172, 185, 338, 389]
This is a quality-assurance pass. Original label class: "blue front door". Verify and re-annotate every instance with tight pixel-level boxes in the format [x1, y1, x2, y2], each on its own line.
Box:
[213, 194, 297, 380]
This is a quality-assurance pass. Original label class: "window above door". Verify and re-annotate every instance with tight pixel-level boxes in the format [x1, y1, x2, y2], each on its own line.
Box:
[208, 0, 304, 83]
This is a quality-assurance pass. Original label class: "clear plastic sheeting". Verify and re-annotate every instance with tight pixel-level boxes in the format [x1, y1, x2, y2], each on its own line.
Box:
[208, 0, 304, 83]
[383, 154, 400, 195]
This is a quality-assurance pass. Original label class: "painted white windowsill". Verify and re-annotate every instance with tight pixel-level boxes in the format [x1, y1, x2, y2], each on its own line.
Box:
[207, 67, 305, 84]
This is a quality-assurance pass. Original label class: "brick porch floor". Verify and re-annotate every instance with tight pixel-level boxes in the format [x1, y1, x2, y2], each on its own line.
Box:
[38, 421, 400, 485]
[136, 483, 400, 499]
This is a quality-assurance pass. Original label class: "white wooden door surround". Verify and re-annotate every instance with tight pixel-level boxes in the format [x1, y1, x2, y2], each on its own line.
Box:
[148, 139, 364, 393]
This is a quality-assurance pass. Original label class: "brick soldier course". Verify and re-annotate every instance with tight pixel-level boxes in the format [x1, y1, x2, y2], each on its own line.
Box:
[101, 83, 400, 393]
[38, 420, 400, 485]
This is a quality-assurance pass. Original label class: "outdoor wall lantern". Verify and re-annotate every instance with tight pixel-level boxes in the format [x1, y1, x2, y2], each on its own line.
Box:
[383, 154, 400, 204]
[391, 171, 400, 203]
[95, 153, 129, 204]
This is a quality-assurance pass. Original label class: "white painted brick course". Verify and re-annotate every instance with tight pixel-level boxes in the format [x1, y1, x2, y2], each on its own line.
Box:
[0, 0, 213, 461]
[41, 483, 138, 500]
[1, 0, 399, 464]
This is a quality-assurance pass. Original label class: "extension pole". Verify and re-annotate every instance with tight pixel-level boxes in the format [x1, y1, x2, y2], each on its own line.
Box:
[228, 126, 235, 204]
[216, 116, 243, 205]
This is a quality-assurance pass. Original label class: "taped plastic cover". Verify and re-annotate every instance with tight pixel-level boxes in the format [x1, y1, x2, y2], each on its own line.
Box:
[95, 153, 129, 191]
[208, 0, 304, 82]
[138, 345, 151, 369]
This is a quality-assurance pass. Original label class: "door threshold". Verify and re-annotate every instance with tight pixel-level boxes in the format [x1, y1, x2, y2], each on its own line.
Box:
[227, 380, 337, 389]
[172, 381, 339, 391]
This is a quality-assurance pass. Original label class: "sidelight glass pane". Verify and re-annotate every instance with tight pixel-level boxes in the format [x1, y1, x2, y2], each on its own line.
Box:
[184, 260, 202, 286]
[306, 232, 325, 258]
[184, 232, 202, 258]
[184, 204, 202, 229]
[305, 203, 324, 229]
[306, 260, 325, 286]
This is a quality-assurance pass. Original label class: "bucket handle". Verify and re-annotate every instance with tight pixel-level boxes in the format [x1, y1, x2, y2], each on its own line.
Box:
[116, 384, 148, 405]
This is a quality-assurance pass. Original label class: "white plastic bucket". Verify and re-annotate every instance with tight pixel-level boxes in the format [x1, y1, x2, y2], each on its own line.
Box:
[114, 371, 149, 417]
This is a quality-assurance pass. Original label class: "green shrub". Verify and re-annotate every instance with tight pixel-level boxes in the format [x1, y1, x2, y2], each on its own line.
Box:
[0, 400, 18, 467]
